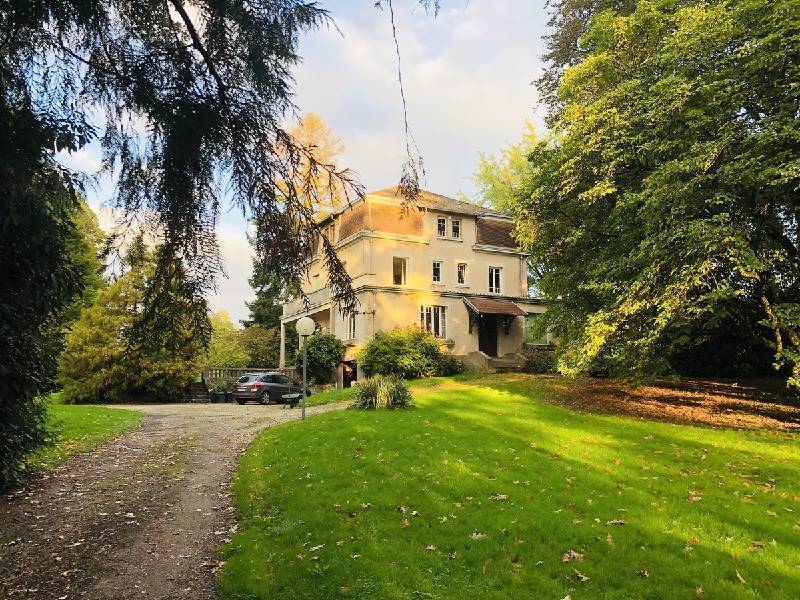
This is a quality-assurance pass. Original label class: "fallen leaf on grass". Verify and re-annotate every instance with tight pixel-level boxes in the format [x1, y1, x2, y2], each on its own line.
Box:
[606, 533, 614, 545]
[309, 544, 324, 552]
[561, 549, 584, 562]
[636, 570, 649, 578]
[424, 545, 437, 551]
[607, 519, 626, 526]
[736, 570, 746, 584]
[748, 540, 765, 551]
[401, 519, 410, 528]
[687, 495, 702, 503]
[490, 494, 508, 501]
[574, 568, 590, 582]
[470, 532, 486, 540]
[694, 587, 704, 597]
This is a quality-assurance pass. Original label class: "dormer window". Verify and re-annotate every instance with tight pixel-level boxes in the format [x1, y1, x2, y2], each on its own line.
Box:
[451, 219, 461, 239]
[437, 217, 446, 237]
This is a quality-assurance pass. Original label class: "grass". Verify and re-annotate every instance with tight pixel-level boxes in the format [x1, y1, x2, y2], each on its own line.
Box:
[219, 374, 800, 600]
[27, 394, 144, 470]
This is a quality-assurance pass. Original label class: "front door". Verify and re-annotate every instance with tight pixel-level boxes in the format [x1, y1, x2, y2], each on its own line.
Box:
[478, 315, 498, 357]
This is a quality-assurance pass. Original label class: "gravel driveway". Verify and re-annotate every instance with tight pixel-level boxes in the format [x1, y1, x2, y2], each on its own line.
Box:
[0, 402, 344, 600]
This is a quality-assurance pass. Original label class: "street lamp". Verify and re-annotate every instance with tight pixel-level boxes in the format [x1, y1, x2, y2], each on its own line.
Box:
[295, 316, 315, 419]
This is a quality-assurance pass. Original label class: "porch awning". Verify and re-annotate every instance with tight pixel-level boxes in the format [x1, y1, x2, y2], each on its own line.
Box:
[463, 297, 527, 317]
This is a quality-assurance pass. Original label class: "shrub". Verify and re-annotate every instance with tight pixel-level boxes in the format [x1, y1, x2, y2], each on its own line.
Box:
[357, 326, 462, 379]
[522, 345, 557, 374]
[208, 311, 249, 367]
[294, 332, 345, 384]
[350, 375, 412, 410]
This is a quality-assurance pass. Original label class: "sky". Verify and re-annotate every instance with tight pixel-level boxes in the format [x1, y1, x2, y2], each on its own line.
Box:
[61, 0, 551, 324]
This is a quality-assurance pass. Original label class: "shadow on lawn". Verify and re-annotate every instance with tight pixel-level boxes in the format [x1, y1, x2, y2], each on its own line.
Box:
[408, 379, 800, 595]
[485, 373, 800, 431]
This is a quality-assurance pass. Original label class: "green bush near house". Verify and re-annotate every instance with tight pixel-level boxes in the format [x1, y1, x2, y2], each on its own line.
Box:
[293, 332, 345, 384]
[350, 374, 412, 410]
[521, 345, 557, 373]
[357, 326, 463, 379]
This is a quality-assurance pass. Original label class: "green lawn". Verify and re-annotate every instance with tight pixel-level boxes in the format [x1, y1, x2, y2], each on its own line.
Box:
[27, 396, 144, 470]
[219, 374, 800, 600]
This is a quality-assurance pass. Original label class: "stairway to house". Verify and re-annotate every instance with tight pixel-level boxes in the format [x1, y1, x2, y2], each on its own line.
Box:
[184, 381, 210, 403]
[487, 353, 526, 373]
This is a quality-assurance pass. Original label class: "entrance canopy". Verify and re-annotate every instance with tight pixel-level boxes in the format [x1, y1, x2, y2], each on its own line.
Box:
[464, 297, 527, 336]
[464, 297, 527, 317]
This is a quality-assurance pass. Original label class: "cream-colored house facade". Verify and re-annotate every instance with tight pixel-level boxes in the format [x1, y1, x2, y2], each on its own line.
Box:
[279, 188, 548, 379]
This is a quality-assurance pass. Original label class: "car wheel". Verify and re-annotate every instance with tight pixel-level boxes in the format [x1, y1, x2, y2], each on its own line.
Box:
[236, 399, 246, 405]
[260, 393, 271, 405]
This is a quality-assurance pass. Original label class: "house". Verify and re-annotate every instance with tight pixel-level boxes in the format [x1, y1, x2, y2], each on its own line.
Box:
[279, 187, 548, 381]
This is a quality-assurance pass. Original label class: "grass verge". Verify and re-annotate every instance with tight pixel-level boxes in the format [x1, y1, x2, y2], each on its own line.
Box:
[27, 395, 144, 470]
[219, 374, 799, 599]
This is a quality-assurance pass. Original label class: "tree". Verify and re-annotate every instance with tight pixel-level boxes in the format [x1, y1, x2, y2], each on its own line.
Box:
[536, 0, 637, 124]
[293, 332, 345, 384]
[59, 246, 204, 403]
[239, 325, 281, 368]
[282, 112, 347, 216]
[514, 0, 800, 385]
[470, 121, 539, 215]
[207, 312, 249, 368]
[245, 112, 345, 340]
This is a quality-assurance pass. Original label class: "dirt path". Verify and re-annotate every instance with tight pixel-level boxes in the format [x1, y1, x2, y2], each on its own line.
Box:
[0, 402, 344, 600]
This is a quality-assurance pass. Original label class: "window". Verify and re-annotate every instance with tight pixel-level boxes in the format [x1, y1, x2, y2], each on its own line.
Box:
[347, 313, 357, 340]
[451, 219, 461, 239]
[489, 267, 502, 294]
[525, 314, 549, 345]
[437, 217, 447, 237]
[432, 260, 442, 283]
[420, 305, 447, 339]
[457, 263, 467, 285]
[393, 257, 407, 285]
[276, 374, 294, 385]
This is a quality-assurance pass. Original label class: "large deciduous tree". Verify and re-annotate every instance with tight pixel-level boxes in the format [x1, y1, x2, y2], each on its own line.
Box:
[519, 0, 800, 384]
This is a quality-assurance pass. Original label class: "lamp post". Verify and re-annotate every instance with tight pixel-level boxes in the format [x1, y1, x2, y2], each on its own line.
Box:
[295, 316, 315, 420]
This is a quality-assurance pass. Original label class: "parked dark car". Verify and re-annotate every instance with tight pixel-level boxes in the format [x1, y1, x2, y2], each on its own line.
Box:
[232, 372, 310, 406]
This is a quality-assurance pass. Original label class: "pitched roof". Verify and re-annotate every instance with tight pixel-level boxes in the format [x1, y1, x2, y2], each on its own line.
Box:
[463, 297, 528, 317]
[476, 217, 517, 248]
[368, 187, 508, 218]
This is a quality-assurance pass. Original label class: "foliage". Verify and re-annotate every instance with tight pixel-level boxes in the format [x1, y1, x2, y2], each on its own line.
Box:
[208, 311, 250, 368]
[0, 96, 85, 486]
[470, 121, 538, 214]
[294, 332, 345, 385]
[522, 346, 557, 374]
[27, 403, 143, 471]
[357, 326, 461, 379]
[59, 248, 205, 403]
[239, 325, 281, 368]
[350, 375, 412, 410]
[537, 0, 637, 124]
[61, 199, 107, 328]
[511, 0, 800, 385]
[2, 1, 362, 368]
[221, 374, 800, 599]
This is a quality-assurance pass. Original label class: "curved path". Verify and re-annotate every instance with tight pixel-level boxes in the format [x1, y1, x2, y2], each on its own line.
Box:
[0, 402, 343, 599]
